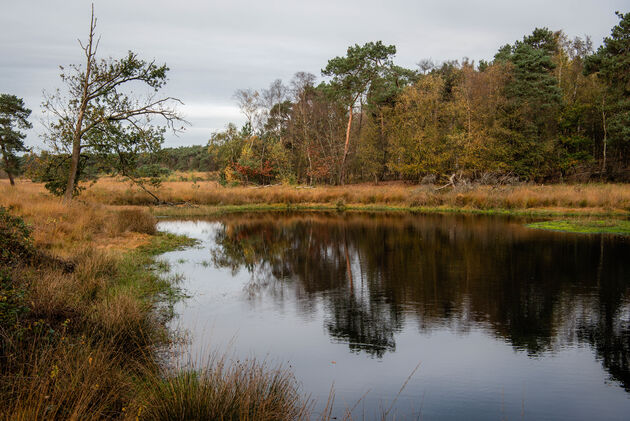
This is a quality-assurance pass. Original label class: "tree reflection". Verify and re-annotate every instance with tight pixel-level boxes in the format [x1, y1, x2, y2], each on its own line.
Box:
[207, 212, 630, 387]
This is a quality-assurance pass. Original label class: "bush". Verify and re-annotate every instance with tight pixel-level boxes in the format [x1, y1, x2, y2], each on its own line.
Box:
[0, 270, 29, 341]
[136, 164, 172, 179]
[0, 207, 33, 266]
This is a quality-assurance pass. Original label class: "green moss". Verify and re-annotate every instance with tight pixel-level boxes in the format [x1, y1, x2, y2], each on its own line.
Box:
[138, 232, 198, 256]
[526, 219, 630, 235]
[112, 232, 197, 297]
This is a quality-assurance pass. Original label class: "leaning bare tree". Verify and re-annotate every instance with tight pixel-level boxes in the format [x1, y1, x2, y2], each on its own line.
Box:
[41, 5, 185, 201]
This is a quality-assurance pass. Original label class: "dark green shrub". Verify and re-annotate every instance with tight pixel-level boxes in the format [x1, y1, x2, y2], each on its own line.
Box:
[0, 207, 33, 266]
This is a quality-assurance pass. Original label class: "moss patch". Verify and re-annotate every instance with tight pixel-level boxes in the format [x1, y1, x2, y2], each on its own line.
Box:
[526, 219, 630, 235]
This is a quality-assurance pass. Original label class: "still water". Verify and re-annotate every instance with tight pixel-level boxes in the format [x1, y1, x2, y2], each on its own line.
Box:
[157, 212, 630, 420]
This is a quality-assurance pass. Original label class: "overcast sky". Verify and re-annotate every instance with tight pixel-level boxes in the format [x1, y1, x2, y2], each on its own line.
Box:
[1, 0, 627, 149]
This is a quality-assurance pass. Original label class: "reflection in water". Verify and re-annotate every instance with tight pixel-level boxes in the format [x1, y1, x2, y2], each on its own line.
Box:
[206, 212, 630, 388]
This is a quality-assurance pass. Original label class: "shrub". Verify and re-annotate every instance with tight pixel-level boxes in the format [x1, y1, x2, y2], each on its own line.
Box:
[0, 206, 33, 266]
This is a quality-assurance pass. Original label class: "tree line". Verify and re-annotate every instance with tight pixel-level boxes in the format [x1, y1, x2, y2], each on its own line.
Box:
[208, 13, 630, 185]
[1, 10, 629, 198]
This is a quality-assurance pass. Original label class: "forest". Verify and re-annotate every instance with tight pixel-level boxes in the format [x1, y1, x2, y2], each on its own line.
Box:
[205, 25, 628, 186]
[1, 12, 628, 193]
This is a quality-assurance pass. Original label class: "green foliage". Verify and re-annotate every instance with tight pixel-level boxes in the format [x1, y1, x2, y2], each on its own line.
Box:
[527, 219, 630, 235]
[0, 271, 29, 337]
[585, 11, 630, 160]
[0, 94, 32, 184]
[585, 12, 630, 93]
[555, 134, 593, 173]
[0, 207, 34, 266]
[28, 152, 97, 197]
[322, 41, 397, 105]
[0, 208, 34, 341]
[153, 146, 216, 172]
[136, 163, 172, 178]
[499, 29, 563, 179]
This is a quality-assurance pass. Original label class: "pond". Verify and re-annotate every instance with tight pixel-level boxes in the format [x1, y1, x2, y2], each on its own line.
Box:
[158, 212, 630, 420]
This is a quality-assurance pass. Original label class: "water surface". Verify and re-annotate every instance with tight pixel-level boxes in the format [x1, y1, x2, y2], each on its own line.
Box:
[158, 212, 630, 420]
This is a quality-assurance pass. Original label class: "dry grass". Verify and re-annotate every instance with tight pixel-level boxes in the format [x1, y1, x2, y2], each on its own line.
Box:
[1, 338, 131, 421]
[110, 208, 157, 235]
[135, 355, 310, 421]
[5, 178, 629, 216]
[76, 177, 630, 214]
[0, 180, 153, 256]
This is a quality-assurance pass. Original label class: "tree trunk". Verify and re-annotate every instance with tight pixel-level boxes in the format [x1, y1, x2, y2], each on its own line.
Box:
[380, 110, 386, 181]
[1, 145, 15, 186]
[601, 96, 607, 180]
[64, 133, 83, 201]
[339, 105, 353, 185]
[64, 7, 95, 202]
[307, 149, 313, 185]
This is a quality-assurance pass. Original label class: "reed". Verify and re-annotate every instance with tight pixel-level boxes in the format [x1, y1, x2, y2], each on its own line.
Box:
[73, 177, 630, 214]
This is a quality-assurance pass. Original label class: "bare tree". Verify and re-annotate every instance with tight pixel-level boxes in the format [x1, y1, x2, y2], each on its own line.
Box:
[233, 88, 261, 132]
[41, 5, 184, 200]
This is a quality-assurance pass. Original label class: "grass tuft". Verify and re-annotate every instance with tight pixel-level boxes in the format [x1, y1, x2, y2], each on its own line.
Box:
[135, 355, 309, 421]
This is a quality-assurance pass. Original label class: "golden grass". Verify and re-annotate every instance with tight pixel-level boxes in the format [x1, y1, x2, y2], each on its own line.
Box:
[4, 178, 630, 218]
[74, 177, 630, 214]
[2, 338, 131, 420]
[110, 208, 157, 235]
[0, 180, 153, 256]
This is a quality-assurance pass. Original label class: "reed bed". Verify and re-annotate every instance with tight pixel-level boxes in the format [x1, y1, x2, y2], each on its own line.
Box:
[78, 177, 630, 213]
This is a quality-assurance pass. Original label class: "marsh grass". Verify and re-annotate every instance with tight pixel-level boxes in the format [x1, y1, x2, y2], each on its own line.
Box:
[0, 190, 198, 419]
[0, 181, 158, 256]
[73, 177, 630, 215]
[1, 334, 137, 421]
[111, 208, 158, 235]
[134, 354, 310, 421]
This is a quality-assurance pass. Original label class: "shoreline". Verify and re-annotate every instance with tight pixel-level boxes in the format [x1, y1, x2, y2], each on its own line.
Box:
[146, 202, 630, 235]
[147, 202, 630, 218]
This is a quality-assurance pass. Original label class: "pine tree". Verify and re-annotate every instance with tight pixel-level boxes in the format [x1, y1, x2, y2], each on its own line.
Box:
[0, 94, 32, 186]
